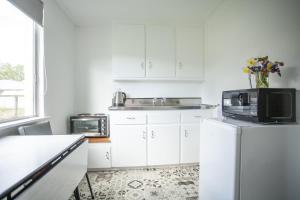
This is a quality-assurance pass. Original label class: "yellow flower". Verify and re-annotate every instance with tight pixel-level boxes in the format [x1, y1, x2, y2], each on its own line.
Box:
[243, 67, 250, 74]
[247, 58, 257, 66]
[267, 63, 273, 71]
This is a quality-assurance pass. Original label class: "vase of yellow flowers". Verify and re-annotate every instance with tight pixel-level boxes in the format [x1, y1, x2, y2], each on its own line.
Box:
[243, 56, 284, 88]
[255, 71, 269, 88]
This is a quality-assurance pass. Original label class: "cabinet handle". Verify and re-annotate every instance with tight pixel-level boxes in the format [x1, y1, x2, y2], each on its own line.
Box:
[151, 131, 155, 139]
[148, 61, 152, 69]
[142, 131, 147, 139]
[194, 116, 202, 118]
[141, 62, 145, 69]
[126, 117, 136, 120]
[184, 130, 188, 138]
[105, 152, 110, 160]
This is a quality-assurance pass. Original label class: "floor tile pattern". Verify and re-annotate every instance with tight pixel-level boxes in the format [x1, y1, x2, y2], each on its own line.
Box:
[69, 165, 199, 200]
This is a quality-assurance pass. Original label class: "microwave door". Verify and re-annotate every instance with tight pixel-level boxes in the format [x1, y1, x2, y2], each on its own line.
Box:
[266, 92, 293, 119]
[223, 93, 252, 116]
[72, 118, 100, 134]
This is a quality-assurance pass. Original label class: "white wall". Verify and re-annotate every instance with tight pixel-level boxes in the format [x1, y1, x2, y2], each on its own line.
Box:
[44, 0, 75, 133]
[74, 26, 202, 114]
[75, 26, 113, 114]
[201, 0, 300, 109]
[114, 81, 202, 98]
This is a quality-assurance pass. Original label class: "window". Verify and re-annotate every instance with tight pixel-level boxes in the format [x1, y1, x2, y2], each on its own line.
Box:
[0, 0, 43, 122]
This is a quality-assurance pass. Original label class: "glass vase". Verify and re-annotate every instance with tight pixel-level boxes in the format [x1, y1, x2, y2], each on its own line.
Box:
[255, 72, 269, 88]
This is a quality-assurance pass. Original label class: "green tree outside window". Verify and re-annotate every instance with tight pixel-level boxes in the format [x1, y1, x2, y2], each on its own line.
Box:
[0, 63, 24, 81]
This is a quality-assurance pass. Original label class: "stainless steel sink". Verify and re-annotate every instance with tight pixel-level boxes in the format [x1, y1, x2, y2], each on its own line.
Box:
[108, 98, 218, 111]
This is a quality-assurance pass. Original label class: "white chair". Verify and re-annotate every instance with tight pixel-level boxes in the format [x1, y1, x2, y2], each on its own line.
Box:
[18, 121, 52, 135]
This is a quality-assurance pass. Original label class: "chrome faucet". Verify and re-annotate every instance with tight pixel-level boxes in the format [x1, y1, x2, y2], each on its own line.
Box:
[161, 98, 166, 105]
[152, 98, 157, 105]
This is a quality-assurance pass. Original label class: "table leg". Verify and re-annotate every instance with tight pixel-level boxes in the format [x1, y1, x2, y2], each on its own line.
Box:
[74, 187, 80, 200]
[85, 173, 94, 199]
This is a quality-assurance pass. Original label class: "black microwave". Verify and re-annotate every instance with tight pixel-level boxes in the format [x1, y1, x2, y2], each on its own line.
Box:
[222, 88, 296, 123]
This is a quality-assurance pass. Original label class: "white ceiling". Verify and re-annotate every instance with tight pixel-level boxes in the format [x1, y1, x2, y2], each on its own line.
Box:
[55, 0, 223, 26]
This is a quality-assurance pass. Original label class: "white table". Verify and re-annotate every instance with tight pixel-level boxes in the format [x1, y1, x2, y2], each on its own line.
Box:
[0, 135, 88, 200]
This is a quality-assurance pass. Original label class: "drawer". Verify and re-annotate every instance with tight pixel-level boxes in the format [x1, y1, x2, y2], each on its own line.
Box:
[181, 110, 214, 123]
[110, 112, 147, 125]
[147, 111, 180, 124]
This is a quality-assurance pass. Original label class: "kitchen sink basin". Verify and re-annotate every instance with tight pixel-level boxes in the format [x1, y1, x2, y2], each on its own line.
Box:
[108, 98, 218, 110]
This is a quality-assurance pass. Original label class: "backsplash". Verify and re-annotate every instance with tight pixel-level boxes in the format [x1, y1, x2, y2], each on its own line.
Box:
[113, 81, 202, 98]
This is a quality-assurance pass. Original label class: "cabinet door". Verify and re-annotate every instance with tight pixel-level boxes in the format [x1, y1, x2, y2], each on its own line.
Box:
[112, 24, 145, 78]
[176, 26, 204, 79]
[111, 125, 147, 167]
[180, 124, 200, 163]
[148, 125, 180, 165]
[88, 143, 111, 169]
[146, 25, 176, 78]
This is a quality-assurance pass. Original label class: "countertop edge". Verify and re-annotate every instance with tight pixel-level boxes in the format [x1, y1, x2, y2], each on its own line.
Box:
[108, 105, 218, 111]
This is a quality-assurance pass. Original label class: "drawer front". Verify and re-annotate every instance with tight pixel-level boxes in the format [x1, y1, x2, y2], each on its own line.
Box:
[147, 111, 180, 124]
[110, 112, 147, 125]
[181, 110, 214, 123]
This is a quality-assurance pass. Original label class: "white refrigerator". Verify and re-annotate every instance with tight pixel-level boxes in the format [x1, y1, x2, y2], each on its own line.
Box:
[199, 118, 300, 200]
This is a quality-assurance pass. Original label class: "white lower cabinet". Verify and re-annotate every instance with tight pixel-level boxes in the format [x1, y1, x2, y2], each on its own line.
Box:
[111, 125, 147, 167]
[88, 143, 111, 169]
[109, 109, 214, 168]
[148, 125, 180, 165]
[180, 124, 200, 163]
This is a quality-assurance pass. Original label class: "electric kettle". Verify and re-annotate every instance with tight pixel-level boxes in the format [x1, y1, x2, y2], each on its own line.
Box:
[112, 91, 127, 106]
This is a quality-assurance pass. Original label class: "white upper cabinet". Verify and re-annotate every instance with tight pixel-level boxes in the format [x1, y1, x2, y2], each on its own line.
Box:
[146, 25, 176, 78]
[112, 24, 145, 78]
[112, 24, 204, 80]
[176, 26, 204, 79]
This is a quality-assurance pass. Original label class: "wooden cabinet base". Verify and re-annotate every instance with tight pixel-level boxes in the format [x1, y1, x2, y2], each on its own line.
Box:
[87, 137, 111, 143]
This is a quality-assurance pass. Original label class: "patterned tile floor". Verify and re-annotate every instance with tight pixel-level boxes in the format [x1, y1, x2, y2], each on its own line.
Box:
[69, 165, 199, 200]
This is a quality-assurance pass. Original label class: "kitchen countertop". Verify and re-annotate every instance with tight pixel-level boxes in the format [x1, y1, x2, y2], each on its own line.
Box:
[109, 104, 218, 111]
[0, 135, 84, 198]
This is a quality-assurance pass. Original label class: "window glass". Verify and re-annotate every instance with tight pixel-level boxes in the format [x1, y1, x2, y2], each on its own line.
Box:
[0, 0, 36, 122]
